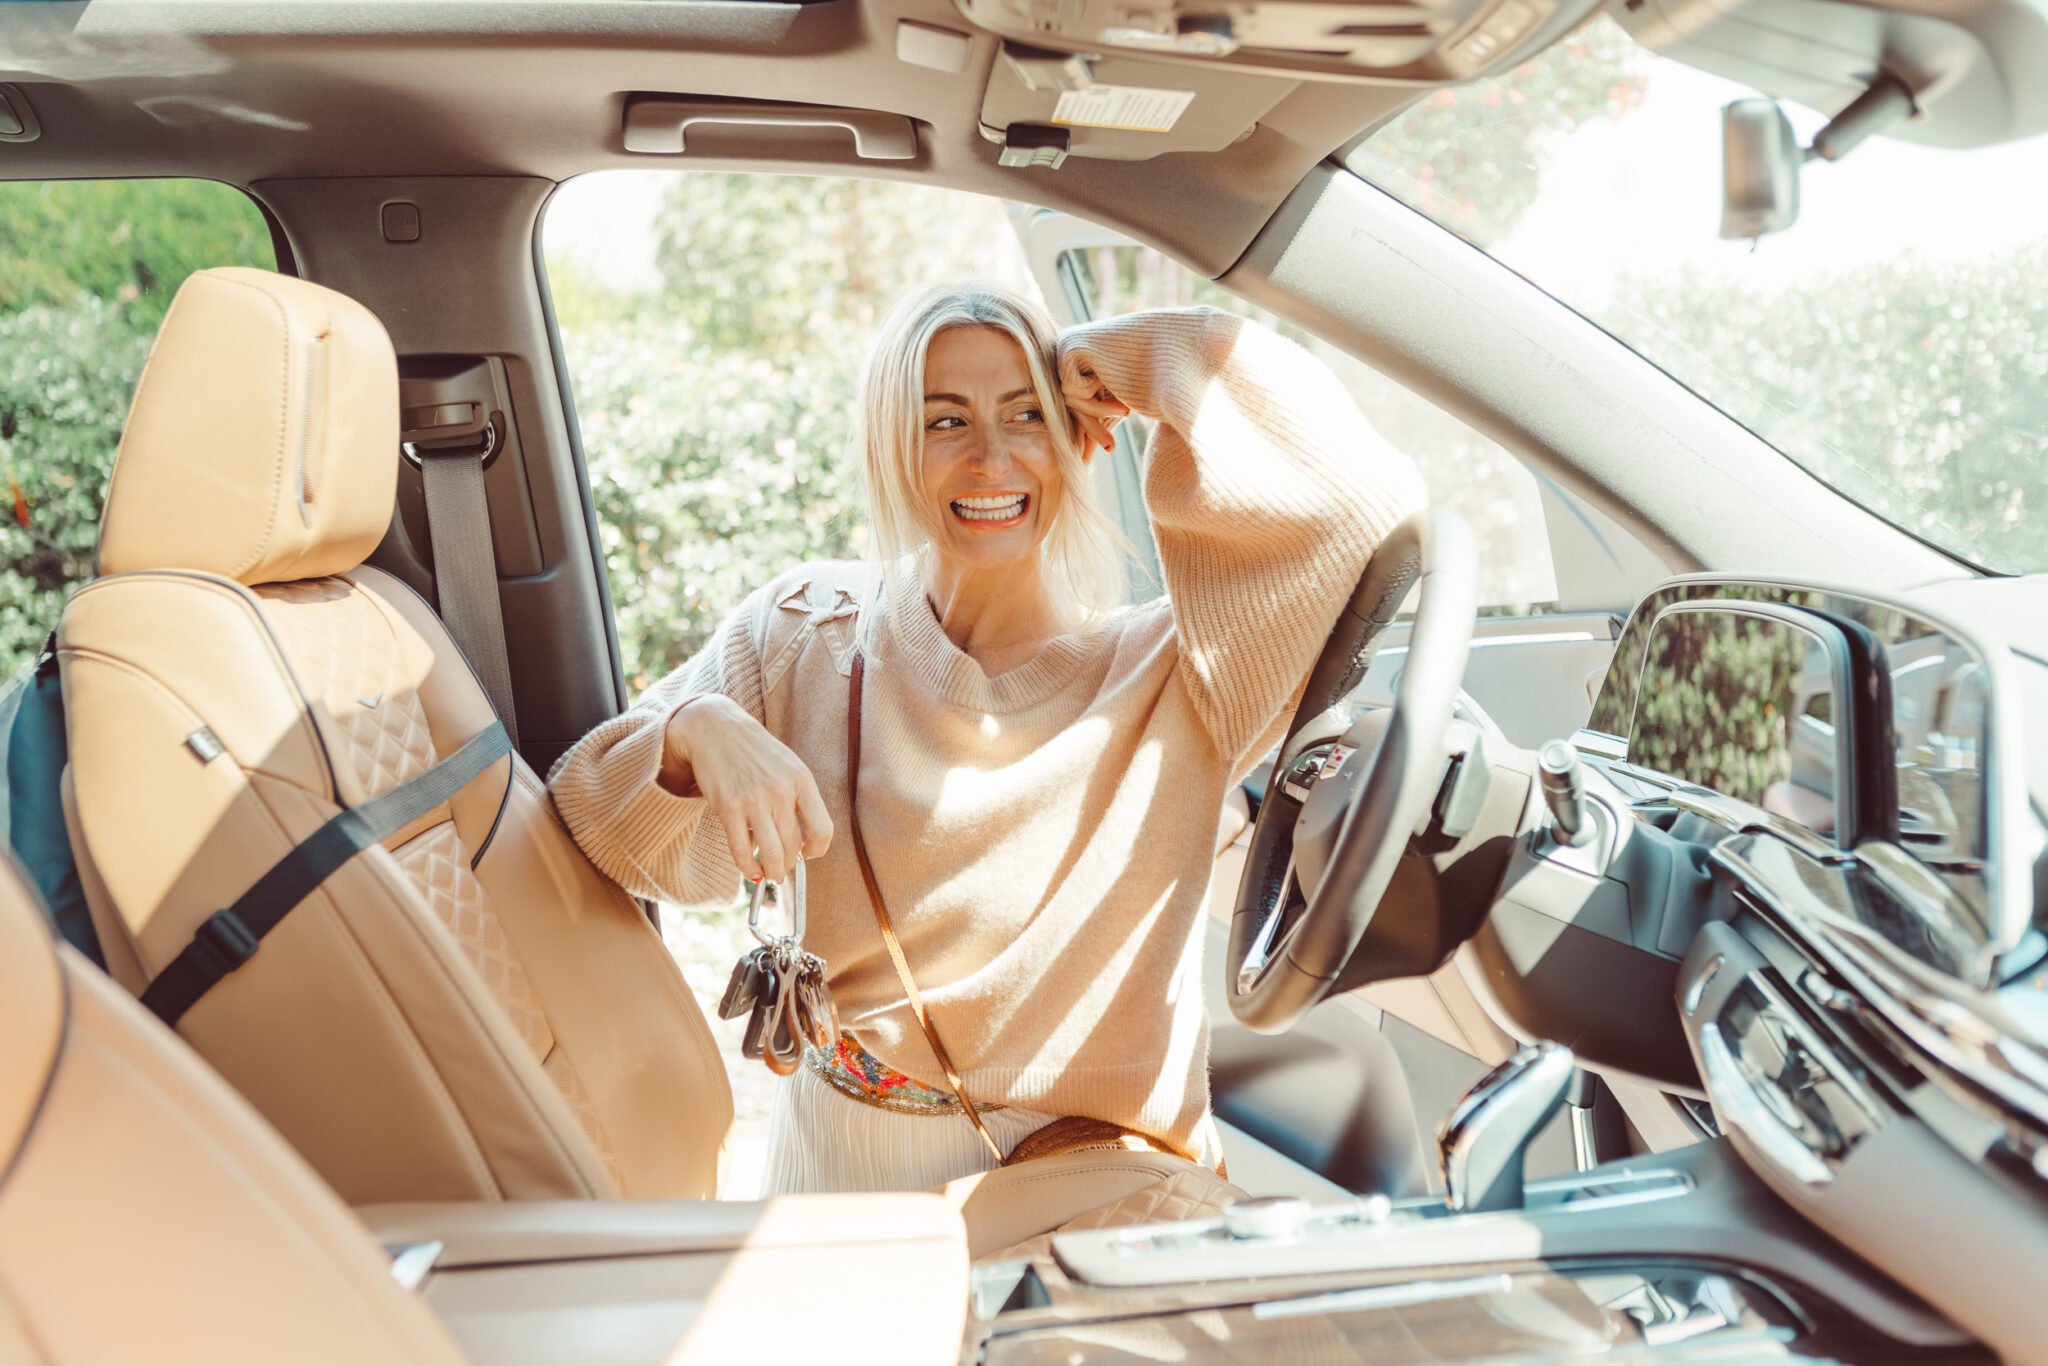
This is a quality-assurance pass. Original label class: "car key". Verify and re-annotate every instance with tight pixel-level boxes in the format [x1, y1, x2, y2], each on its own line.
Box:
[718, 945, 772, 1021]
[739, 959, 780, 1059]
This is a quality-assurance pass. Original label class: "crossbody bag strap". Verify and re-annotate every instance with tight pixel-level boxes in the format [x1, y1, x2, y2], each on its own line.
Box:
[846, 651, 1007, 1166]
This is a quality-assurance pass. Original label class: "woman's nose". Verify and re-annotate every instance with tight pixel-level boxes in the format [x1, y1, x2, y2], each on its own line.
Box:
[968, 429, 1016, 476]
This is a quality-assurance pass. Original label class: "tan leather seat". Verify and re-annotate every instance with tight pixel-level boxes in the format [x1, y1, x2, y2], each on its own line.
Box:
[60, 267, 730, 1207]
[58, 265, 1242, 1247]
[0, 853, 464, 1364]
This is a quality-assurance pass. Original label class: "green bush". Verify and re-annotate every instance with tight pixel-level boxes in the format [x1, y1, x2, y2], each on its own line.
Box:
[0, 180, 270, 672]
[0, 301, 152, 665]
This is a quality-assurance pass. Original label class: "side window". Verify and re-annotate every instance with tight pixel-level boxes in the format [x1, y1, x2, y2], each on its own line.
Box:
[1054, 238, 1560, 615]
[541, 170, 1044, 693]
[542, 172, 1046, 1151]
[0, 180, 275, 669]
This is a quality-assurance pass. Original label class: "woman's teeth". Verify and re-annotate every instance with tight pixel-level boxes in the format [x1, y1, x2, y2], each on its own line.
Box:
[952, 494, 1028, 521]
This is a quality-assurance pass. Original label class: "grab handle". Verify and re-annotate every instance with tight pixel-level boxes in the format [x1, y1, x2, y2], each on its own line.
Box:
[623, 99, 916, 160]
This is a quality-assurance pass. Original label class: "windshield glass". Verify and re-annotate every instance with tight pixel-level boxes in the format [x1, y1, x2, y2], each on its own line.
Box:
[1345, 18, 2048, 574]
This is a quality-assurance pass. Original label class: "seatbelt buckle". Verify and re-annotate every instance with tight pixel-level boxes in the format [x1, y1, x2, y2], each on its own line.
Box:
[193, 909, 260, 975]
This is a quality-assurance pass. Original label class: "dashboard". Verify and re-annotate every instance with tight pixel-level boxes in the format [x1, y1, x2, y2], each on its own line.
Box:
[1452, 572, 2048, 1362]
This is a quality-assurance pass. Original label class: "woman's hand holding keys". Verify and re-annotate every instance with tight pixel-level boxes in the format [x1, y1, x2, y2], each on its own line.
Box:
[662, 696, 832, 881]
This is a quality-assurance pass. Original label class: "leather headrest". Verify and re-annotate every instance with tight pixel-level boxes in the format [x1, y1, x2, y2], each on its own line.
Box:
[97, 268, 398, 585]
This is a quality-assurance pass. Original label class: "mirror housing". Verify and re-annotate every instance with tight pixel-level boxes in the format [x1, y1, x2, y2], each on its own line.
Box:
[1721, 97, 1803, 240]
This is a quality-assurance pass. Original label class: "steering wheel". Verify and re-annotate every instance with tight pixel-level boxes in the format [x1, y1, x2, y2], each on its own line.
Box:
[1226, 508, 1479, 1034]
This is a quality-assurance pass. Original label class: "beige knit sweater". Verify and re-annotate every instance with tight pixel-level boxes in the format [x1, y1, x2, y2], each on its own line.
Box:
[548, 308, 1424, 1153]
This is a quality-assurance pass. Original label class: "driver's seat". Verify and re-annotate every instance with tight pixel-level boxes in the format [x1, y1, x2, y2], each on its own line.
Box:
[58, 267, 1241, 1244]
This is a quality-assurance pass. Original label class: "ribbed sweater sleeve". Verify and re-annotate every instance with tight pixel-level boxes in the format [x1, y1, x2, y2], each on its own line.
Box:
[544, 588, 770, 906]
[1057, 308, 1426, 766]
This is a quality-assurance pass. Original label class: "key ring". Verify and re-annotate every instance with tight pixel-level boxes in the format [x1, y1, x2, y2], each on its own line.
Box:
[746, 856, 807, 947]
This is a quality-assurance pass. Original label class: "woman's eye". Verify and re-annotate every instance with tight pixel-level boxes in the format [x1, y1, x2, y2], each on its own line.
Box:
[1013, 407, 1044, 423]
[926, 415, 965, 431]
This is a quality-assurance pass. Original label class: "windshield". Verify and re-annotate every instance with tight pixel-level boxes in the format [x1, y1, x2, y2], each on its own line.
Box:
[1344, 18, 2048, 575]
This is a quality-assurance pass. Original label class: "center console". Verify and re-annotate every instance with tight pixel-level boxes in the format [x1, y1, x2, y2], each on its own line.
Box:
[964, 1140, 1980, 1363]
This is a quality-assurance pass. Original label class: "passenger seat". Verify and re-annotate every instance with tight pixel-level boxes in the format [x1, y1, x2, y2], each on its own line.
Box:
[58, 267, 731, 1206]
[0, 852, 464, 1363]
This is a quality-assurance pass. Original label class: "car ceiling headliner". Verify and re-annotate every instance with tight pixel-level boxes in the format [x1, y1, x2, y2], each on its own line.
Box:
[0, 0, 1419, 276]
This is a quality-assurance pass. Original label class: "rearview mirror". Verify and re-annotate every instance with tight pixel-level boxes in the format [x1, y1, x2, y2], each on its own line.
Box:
[1720, 98, 1802, 240]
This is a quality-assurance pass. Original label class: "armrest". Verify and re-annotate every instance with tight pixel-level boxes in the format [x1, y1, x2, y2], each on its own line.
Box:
[358, 1193, 959, 1266]
[356, 1195, 967, 1366]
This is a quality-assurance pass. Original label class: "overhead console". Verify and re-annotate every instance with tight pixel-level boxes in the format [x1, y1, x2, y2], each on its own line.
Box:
[954, 0, 1606, 84]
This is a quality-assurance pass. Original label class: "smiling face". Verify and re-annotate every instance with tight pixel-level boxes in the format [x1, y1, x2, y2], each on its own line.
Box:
[918, 324, 1065, 575]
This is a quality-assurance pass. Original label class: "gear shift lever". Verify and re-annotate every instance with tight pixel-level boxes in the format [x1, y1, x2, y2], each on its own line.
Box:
[1437, 1041, 1576, 1213]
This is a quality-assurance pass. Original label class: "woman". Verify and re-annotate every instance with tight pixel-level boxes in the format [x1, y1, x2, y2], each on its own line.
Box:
[548, 282, 1424, 1194]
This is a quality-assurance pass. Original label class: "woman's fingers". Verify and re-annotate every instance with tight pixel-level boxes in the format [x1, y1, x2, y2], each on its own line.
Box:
[1071, 410, 1118, 459]
[795, 772, 834, 859]
[719, 804, 759, 879]
[1065, 388, 1129, 459]
[769, 792, 803, 882]
[750, 800, 790, 883]
[682, 700, 831, 881]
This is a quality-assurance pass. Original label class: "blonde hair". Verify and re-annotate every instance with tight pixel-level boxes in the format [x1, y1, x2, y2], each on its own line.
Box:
[853, 282, 1130, 646]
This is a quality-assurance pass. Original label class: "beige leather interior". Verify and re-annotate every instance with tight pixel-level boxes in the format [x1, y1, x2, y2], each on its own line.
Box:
[0, 855, 465, 1364]
[61, 267, 732, 1206]
[361, 1196, 969, 1365]
[943, 1149, 1245, 1261]
[56, 265, 1248, 1259]
[0, 846, 969, 1366]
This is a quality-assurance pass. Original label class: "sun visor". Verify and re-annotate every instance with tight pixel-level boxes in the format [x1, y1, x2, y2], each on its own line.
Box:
[980, 50, 1293, 163]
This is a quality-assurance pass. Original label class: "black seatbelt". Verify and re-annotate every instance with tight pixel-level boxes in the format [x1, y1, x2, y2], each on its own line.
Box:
[419, 441, 520, 749]
[140, 721, 512, 1027]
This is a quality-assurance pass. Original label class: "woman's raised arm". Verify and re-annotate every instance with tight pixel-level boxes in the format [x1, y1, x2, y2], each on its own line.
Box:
[1057, 308, 1427, 771]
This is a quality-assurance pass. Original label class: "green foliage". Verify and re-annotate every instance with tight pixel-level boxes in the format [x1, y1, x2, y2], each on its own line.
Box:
[566, 319, 870, 692]
[1627, 607, 1808, 802]
[1349, 20, 1651, 249]
[0, 180, 272, 672]
[557, 174, 1019, 688]
[0, 180, 271, 327]
[0, 302, 153, 666]
[1607, 245, 2048, 573]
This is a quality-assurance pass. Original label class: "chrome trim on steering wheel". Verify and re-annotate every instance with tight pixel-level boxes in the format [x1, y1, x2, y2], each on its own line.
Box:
[1236, 855, 1296, 997]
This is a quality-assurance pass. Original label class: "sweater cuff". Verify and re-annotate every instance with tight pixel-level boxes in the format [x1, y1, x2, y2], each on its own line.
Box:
[597, 694, 711, 862]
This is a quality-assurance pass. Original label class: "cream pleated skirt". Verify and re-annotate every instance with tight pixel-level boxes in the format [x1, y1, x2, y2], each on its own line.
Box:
[760, 1060, 1060, 1195]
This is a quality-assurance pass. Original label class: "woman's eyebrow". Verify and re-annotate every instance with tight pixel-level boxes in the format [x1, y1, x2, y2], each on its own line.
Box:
[922, 389, 1037, 405]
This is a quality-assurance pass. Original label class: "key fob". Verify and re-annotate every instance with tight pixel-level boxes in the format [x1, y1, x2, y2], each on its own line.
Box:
[718, 947, 768, 1021]
[739, 963, 780, 1058]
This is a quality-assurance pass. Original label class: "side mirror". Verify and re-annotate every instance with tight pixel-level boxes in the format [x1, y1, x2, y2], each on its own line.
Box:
[1720, 97, 1802, 240]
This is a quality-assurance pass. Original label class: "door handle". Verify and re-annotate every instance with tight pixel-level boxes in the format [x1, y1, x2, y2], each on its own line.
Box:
[623, 98, 917, 160]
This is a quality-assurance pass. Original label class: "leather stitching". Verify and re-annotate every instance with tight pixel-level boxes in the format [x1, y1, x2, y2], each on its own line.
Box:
[203, 272, 297, 583]
[294, 863, 501, 1199]
[346, 843, 604, 1200]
